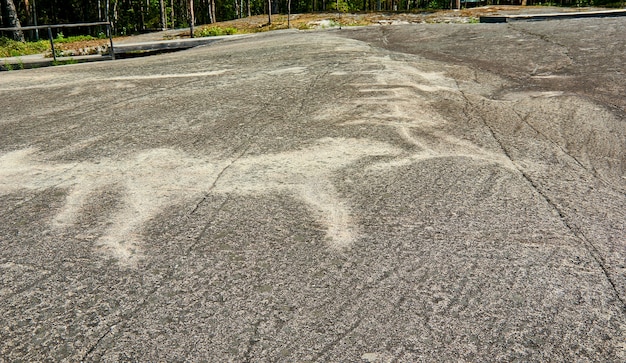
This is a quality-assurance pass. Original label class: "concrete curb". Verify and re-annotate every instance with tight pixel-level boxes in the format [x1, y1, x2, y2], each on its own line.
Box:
[0, 54, 112, 70]
[480, 8, 626, 23]
[112, 35, 233, 55]
[0, 34, 255, 70]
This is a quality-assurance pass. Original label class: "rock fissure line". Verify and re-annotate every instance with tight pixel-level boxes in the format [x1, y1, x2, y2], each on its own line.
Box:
[313, 317, 364, 362]
[511, 108, 626, 197]
[508, 23, 575, 74]
[242, 319, 263, 362]
[463, 91, 626, 309]
[189, 142, 252, 216]
[81, 324, 114, 361]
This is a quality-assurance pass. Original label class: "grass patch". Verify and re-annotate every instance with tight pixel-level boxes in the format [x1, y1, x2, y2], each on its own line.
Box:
[297, 23, 313, 30]
[194, 26, 238, 37]
[53, 33, 98, 43]
[52, 58, 78, 66]
[0, 34, 101, 58]
[2, 58, 25, 71]
[0, 37, 49, 57]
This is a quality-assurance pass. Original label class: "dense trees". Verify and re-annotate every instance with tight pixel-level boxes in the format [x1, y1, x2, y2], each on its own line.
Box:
[1, 0, 619, 39]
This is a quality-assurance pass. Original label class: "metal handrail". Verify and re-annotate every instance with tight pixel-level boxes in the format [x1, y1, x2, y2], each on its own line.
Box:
[0, 22, 115, 61]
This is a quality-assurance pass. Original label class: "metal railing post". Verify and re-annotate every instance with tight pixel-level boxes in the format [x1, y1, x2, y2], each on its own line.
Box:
[0, 22, 115, 64]
[47, 27, 56, 62]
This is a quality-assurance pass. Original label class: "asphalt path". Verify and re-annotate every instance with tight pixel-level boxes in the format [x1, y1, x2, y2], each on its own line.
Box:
[0, 17, 625, 361]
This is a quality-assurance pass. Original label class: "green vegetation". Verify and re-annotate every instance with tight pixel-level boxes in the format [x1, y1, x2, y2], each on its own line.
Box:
[427, 0, 446, 9]
[51, 58, 79, 66]
[0, 32, 107, 59]
[1, 58, 24, 71]
[0, 37, 49, 58]
[52, 32, 99, 44]
[327, 0, 351, 12]
[194, 26, 238, 38]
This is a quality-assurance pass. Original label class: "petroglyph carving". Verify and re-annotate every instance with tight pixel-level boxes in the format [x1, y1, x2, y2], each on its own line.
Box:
[342, 56, 515, 171]
[0, 138, 401, 264]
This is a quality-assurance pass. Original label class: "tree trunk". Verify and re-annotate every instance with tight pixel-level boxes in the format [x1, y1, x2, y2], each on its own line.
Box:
[105, 0, 110, 34]
[207, 0, 213, 24]
[267, 0, 271, 24]
[140, 1, 145, 30]
[247, 0, 250, 17]
[189, 0, 194, 37]
[3, 0, 25, 41]
[23, 0, 30, 21]
[170, 0, 174, 27]
[160, 0, 166, 30]
[113, 0, 119, 27]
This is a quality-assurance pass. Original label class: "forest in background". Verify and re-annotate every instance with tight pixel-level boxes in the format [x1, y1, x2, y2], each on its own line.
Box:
[1, 0, 623, 41]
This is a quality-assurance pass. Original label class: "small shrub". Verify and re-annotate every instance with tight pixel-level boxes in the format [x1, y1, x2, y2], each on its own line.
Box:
[297, 23, 313, 30]
[0, 37, 49, 57]
[195, 26, 237, 37]
[327, 0, 350, 12]
[54, 34, 97, 44]
[52, 58, 78, 66]
[426, 0, 445, 9]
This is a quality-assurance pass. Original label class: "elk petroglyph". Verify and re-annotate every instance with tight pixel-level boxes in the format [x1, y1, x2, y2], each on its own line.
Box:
[0, 138, 401, 264]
